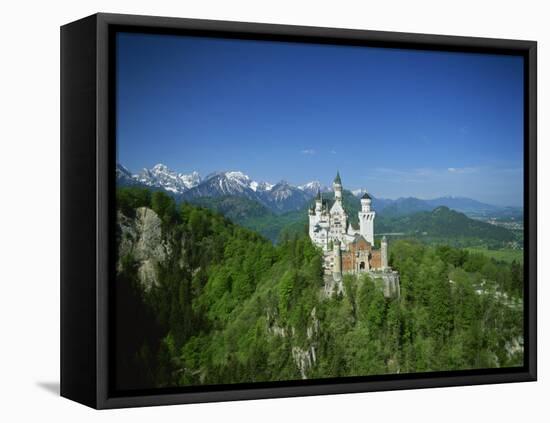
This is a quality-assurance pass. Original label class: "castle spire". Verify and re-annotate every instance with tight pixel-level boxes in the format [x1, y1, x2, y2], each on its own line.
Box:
[333, 171, 343, 202]
[316, 188, 321, 200]
[334, 171, 342, 185]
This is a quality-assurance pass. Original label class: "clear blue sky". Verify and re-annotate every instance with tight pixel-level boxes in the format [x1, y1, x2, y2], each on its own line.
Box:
[116, 32, 524, 206]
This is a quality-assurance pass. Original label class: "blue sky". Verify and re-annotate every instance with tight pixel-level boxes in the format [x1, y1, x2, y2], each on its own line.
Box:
[116, 32, 524, 206]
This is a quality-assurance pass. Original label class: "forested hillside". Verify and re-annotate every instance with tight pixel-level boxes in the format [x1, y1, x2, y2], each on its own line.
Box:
[376, 206, 517, 246]
[115, 187, 524, 390]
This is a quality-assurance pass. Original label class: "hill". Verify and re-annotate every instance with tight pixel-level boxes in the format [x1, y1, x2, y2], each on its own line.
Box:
[376, 197, 433, 217]
[114, 186, 524, 390]
[369, 195, 522, 219]
[376, 206, 517, 246]
[187, 195, 272, 223]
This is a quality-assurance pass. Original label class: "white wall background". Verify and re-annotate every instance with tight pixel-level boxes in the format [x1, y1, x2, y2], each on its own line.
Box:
[0, 0, 546, 421]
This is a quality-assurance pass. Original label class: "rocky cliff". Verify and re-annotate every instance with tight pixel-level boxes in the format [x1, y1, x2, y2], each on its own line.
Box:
[117, 207, 172, 291]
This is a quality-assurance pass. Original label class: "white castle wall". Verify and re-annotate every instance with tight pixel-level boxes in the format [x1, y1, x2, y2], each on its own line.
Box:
[381, 236, 388, 269]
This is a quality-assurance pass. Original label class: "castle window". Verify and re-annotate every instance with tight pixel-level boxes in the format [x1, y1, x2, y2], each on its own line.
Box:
[359, 261, 365, 270]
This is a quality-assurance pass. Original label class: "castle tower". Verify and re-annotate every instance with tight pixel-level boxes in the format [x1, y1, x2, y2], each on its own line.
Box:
[315, 188, 322, 213]
[329, 171, 347, 242]
[332, 239, 342, 281]
[333, 171, 343, 202]
[381, 235, 388, 270]
[359, 192, 375, 245]
[308, 190, 320, 241]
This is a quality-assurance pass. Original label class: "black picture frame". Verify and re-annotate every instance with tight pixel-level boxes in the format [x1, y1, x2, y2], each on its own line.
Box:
[61, 12, 537, 409]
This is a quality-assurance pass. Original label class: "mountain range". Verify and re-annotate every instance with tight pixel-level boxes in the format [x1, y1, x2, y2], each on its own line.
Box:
[116, 163, 522, 218]
[117, 163, 325, 213]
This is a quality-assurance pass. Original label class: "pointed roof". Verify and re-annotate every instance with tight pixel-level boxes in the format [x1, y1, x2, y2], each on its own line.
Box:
[361, 192, 372, 200]
[334, 171, 342, 185]
[316, 188, 321, 200]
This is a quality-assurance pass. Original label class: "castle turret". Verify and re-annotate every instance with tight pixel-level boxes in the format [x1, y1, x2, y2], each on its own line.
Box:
[381, 235, 388, 270]
[329, 172, 347, 242]
[358, 191, 375, 245]
[360, 191, 372, 212]
[333, 171, 342, 202]
[332, 239, 342, 281]
[315, 188, 322, 213]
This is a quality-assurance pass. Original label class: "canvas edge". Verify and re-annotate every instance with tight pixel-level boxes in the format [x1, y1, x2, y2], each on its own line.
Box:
[60, 13, 99, 409]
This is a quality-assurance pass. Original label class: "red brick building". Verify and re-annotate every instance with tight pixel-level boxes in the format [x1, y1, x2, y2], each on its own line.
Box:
[341, 235, 383, 273]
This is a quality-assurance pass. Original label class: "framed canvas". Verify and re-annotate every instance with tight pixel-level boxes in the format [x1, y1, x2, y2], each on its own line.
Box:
[60, 13, 537, 409]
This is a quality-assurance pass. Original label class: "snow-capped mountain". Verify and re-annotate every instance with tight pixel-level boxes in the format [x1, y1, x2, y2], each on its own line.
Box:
[183, 171, 256, 199]
[297, 181, 323, 196]
[250, 181, 274, 192]
[116, 163, 137, 186]
[135, 163, 201, 194]
[258, 181, 311, 213]
[180, 172, 307, 212]
[116, 163, 322, 213]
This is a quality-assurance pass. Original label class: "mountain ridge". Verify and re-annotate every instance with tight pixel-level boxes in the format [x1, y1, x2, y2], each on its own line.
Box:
[116, 163, 522, 217]
[117, 163, 325, 214]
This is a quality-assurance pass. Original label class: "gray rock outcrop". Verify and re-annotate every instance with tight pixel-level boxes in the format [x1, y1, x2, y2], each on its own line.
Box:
[117, 207, 171, 290]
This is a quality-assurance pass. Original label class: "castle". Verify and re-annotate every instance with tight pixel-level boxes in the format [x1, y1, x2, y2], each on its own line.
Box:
[308, 172, 400, 298]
